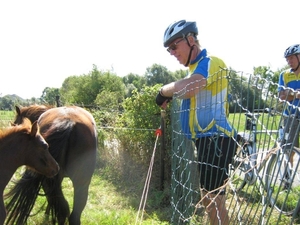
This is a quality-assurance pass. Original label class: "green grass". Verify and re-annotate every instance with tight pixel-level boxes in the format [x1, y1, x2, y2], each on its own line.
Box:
[270, 184, 300, 213]
[228, 112, 282, 131]
[7, 171, 170, 225]
[228, 112, 284, 152]
[0, 110, 15, 128]
[227, 176, 294, 225]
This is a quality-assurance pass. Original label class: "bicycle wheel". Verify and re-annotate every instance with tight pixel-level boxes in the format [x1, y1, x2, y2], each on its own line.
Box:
[232, 142, 256, 192]
[265, 147, 300, 215]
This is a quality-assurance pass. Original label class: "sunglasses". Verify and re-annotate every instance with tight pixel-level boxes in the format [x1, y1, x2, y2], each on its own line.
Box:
[167, 38, 185, 52]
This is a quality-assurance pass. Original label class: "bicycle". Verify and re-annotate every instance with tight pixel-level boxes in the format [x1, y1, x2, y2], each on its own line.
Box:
[231, 108, 300, 216]
[264, 113, 300, 215]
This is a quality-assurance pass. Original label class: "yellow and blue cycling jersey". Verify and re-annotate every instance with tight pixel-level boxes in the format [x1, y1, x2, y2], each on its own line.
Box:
[278, 69, 300, 115]
[180, 49, 236, 139]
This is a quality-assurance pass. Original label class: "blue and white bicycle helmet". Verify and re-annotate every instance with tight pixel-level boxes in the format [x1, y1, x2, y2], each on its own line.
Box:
[284, 44, 300, 58]
[163, 20, 198, 47]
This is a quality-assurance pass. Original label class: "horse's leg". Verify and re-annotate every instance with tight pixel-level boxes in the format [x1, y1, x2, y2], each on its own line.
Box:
[68, 151, 96, 225]
[0, 197, 6, 225]
[42, 177, 70, 225]
[69, 179, 92, 225]
[67, 120, 97, 225]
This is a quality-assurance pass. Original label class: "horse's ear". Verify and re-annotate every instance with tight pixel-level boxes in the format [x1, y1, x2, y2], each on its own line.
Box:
[30, 121, 39, 137]
[15, 105, 21, 115]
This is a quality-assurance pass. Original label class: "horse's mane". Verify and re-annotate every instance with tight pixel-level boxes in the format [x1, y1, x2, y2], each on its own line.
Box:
[23, 104, 52, 112]
[19, 105, 53, 122]
[0, 118, 32, 140]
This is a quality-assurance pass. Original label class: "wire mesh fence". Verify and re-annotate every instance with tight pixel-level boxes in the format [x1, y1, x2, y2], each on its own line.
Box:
[170, 69, 300, 225]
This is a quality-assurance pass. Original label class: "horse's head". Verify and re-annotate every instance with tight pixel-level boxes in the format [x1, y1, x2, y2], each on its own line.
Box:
[14, 105, 51, 124]
[21, 118, 59, 177]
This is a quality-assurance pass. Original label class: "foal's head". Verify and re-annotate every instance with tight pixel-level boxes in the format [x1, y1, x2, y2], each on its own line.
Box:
[5, 118, 59, 177]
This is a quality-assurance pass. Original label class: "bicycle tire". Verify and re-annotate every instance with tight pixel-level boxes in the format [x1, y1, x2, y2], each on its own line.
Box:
[264, 147, 300, 215]
[232, 142, 256, 192]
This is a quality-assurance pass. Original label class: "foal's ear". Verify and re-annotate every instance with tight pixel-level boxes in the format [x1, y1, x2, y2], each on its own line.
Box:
[30, 121, 40, 137]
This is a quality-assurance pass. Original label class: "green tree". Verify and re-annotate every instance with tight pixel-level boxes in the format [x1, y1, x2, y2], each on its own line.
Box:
[0, 95, 30, 110]
[117, 84, 162, 162]
[94, 90, 122, 111]
[173, 69, 188, 80]
[114, 83, 174, 192]
[227, 69, 264, 112]
[60, 65, 125, 106]
[144, 64, 177, 86]
[123, 73, 146, 97]
[41, 87, 60, 106]
[123, 73, 145, 90]
[60, 75, 83, 104]
[0, 96, 14, 110]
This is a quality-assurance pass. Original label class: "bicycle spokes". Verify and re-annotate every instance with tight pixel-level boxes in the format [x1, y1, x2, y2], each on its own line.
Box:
[265, 148, 300, 215]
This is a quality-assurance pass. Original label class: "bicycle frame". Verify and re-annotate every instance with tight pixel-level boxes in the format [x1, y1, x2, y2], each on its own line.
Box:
[275, 114, 300, 183]
[233, 108, 300, 218]
[236, 110, 271, 186]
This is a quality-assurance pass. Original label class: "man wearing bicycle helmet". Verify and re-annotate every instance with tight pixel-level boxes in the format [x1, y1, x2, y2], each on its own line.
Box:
[278, 44, 300, 167]
[279, 44, 300, 103]
[156, 20, 236, 225]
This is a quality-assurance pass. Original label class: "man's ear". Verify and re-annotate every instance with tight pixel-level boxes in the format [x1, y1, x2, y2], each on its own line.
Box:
[187, 35, 196, 45]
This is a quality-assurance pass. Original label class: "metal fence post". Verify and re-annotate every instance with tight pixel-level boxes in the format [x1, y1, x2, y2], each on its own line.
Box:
[160, 110, 166, 190]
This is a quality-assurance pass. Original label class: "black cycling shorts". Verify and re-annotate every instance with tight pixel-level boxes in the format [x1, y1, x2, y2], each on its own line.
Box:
[195, 136, 237, 194]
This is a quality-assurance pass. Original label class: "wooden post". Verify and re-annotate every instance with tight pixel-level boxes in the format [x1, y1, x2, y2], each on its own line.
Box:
[55, 95, 61, 107]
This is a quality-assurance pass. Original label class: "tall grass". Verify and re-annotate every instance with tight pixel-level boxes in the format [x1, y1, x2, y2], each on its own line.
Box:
[0, 110, 15, 128]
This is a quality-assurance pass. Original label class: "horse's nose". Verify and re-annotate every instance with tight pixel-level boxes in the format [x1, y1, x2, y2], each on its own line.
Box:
[51, 163, 60, 177]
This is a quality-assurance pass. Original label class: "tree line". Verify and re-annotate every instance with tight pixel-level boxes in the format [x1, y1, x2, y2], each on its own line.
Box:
[0, 64, 186, 110]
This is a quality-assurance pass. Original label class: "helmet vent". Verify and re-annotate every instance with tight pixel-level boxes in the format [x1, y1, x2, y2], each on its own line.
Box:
[178, 21, 186, 27]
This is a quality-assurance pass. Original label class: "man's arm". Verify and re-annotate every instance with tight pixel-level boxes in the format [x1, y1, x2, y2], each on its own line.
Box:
[160, 74, 207, 99]
[279, 89, 300, 101]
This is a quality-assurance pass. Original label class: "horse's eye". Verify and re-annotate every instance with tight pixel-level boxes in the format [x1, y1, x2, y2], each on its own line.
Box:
[43, 142, 49, 149]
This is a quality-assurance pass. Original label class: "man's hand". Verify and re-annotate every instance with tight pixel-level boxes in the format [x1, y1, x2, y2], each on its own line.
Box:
[295, 89, 300, 99]
[156, 91, 172, 107]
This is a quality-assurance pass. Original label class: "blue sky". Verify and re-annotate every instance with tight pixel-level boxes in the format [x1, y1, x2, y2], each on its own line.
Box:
[0, 0, 299, 99]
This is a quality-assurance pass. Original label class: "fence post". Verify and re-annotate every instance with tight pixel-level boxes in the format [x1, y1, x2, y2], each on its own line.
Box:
[56, 95, 61, 107]
[160, 110, 166, 190]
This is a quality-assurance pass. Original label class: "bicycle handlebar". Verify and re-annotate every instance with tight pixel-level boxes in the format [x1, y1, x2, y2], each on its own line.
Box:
[253, 108, 300, 120]
[245, 108, 275, 118]
[253, 108, 273, 114]
[246, 108, 300, 121]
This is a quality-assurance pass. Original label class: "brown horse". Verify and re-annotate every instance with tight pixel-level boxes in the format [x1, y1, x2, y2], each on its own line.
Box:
[0, 118, 59, 225]
[5, 105, 97, 225]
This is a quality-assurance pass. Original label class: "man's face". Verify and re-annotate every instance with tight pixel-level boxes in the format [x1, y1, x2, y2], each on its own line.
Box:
[167, 38, 189, 66]
[286, 54, 300, 70]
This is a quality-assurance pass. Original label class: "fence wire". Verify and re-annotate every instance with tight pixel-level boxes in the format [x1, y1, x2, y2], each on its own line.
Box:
[170, 69, 300, 225]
